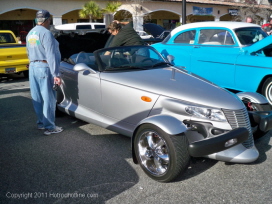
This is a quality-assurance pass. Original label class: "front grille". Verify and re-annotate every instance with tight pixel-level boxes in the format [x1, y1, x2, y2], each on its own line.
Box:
[222, 108, 254, 148]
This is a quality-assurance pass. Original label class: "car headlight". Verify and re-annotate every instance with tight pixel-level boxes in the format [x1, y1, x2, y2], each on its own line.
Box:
[185, 106, 226, 122]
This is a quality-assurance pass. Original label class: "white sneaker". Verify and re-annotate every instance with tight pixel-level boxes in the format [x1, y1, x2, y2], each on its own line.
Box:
[44, 126, 63, 135]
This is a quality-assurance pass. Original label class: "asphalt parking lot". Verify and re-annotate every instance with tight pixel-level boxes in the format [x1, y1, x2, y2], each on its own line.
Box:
[1, 75, 272, 204]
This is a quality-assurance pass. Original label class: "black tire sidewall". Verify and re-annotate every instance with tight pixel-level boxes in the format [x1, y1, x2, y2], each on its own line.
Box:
[262, 78, 272, 105]
[134, 123, 190, 182]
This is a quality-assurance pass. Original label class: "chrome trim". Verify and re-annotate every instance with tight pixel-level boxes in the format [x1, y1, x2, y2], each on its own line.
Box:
[222, 108, 254, 148]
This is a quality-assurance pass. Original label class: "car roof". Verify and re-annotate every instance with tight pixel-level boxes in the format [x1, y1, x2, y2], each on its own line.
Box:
[171, 21, 261, 36]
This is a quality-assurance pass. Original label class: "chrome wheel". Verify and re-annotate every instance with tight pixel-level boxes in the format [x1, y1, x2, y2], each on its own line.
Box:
[138, 130, 169, 176]
[134, 124, 190, 182]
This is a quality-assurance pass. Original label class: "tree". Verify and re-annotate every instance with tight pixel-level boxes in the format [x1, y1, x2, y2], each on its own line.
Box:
[231, 0, 272, 24]
[101, 1, 122, 26]
[102, 1, 122, 14]
[79, 1, 102, 22]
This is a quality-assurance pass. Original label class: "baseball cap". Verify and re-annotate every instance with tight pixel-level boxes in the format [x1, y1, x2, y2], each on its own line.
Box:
[36, 10, 51, 19]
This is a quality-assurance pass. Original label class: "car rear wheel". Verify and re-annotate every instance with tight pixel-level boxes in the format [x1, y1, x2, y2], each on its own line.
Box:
[134, 124, 190, 182]
[262, 77, 272, 105]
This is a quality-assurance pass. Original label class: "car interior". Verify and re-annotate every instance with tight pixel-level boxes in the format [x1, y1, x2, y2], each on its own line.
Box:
[198, 29, 235, 45]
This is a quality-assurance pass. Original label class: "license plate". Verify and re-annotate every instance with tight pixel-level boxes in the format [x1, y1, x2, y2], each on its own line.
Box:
[5, 67, 16, 73]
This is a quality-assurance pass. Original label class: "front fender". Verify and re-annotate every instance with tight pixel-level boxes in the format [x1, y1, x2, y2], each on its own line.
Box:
[131, 114, 188, 164]
[136, 114, 187, 135]
[236, 92, 268, 104]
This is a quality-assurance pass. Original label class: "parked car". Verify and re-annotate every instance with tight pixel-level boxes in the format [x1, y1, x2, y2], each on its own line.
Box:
[141, 23, 170, 44]
[0, 30, 29, 77]
[54, 22, 105, 30]
[136, 30, 153, 39]
[152, 21, 272, 105]
[55, 34, 272, 182]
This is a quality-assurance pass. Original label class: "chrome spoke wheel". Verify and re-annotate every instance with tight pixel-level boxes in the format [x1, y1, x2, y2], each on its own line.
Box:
[134, 124, 190, 182]
[138, 130, 169, 176]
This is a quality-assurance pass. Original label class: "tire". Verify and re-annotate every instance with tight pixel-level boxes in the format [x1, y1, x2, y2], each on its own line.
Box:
[262, 77, 272, 105]
[23, 70, 29, 78]
[134, 124, 190, 182]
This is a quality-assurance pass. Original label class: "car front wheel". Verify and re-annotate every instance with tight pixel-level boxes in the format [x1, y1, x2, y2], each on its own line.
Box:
[134, 124, 190, 182]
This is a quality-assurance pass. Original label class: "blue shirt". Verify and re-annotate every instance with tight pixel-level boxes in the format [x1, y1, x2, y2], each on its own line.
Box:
[26, 25, 61, 77]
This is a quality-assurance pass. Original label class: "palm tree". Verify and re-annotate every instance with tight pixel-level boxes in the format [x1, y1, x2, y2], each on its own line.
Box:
[79, 1, 102, 22]
[102, 1, 121, 14]
[102, 1, 122, 26]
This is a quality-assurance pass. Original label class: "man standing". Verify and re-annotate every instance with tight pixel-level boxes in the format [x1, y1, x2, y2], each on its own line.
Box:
[26, 10, 63, 135]
[245, 16, 254, 23]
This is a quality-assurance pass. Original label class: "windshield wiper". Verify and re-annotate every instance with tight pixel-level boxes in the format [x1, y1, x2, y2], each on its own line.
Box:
[152, 62, 171, 67]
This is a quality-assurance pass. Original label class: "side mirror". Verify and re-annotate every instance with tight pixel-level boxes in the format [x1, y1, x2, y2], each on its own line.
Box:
[167, 55, 175, 63]
[73, 63, 97, 74]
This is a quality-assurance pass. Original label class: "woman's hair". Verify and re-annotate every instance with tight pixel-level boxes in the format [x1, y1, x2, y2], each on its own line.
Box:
[107, 22, 122, 33]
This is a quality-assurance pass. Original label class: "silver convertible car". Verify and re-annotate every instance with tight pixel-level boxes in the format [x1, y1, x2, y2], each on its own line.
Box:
[56, 44, 272, 182]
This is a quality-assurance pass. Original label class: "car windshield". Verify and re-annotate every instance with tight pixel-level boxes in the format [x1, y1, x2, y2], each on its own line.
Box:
[234, 27, 268, 45]
[68, 52, 97, 69]
[0, 33, 16, 43]
[94, 45, 168, 71]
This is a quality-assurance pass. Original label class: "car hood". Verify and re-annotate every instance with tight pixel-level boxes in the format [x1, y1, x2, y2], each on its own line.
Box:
[243, 35, 272, 54]
[143, 23, 165, 38]
[101, 67, 244, 110]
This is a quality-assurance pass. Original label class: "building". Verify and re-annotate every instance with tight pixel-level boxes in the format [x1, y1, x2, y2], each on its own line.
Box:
[1, 0, 271, 39]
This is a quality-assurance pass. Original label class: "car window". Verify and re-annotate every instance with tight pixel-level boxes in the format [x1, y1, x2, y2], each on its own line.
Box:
[69, 52, 97, 69]
[95, 46, 167, 71]
[94, 25, 106, 29]
[198, 29, 234, 45]
[234, 27, 268, 45]
[0, 33, 16, 43]
[76, 25, 92, 29]
[174, 30, 196, 44]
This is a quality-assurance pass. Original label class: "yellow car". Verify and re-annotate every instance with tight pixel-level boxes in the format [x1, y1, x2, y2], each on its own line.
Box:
[0, 30, 29, 77]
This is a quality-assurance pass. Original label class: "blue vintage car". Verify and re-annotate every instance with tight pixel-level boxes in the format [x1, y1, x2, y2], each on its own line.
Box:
[152, 21, 272, 106]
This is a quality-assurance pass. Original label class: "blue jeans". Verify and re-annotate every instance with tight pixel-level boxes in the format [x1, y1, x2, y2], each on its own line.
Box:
[29, 61, 56, 130]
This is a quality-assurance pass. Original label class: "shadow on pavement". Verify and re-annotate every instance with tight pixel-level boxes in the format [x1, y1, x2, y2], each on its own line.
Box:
[0, 96, 138, 204]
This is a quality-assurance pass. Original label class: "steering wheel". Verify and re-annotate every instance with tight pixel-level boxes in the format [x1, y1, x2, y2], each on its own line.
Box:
[75, 51, 89, 64]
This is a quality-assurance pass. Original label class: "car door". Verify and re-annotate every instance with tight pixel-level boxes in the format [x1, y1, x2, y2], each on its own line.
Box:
[76, 70, 102, 114]
[100, 72, 159, 135]
[153, 29, 197, 70]
[190, 29, 240, 89]
[60, 57, 103, 116]
[234, 37, 272, 92]
[60, 62, 80, 107]
[235, 53, 272, 92]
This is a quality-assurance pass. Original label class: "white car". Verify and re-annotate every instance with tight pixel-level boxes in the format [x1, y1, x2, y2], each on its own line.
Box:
[54, 22, 105, 30]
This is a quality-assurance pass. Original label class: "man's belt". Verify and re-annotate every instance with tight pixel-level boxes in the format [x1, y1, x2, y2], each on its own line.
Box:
[32, 60, 48, 63]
